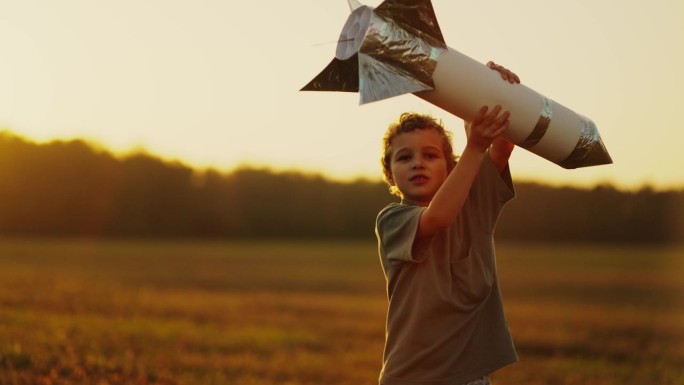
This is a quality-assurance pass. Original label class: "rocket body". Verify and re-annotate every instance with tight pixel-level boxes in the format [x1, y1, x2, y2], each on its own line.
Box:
[302, 1, 612, 169]
[416, 48, 606, 168]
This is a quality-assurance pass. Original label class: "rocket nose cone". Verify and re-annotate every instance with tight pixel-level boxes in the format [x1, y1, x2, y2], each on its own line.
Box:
[336, 6, 372, 60]
[558, 135, 613, 169]
[557, 118, 613, 169]
[580, 135, 613, 168]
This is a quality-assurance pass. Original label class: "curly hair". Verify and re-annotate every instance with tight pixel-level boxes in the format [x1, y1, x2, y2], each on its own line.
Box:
[381, 112, 458, 197]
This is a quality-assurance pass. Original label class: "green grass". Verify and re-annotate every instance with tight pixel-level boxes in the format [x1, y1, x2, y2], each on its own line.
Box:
[0, 238, 682, 384]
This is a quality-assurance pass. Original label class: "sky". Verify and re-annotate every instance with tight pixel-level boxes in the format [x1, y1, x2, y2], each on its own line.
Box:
[1, 0, 683, 190]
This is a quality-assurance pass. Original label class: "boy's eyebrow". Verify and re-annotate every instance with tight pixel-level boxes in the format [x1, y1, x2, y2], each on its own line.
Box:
[392, 145, 441, 157]
[422, 145, 441, 152]
[417, 145, 442, 155]
[392, 147, 410, 156]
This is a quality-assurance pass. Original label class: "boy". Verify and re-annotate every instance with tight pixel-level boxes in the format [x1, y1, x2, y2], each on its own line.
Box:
[375, 62, 520, 385]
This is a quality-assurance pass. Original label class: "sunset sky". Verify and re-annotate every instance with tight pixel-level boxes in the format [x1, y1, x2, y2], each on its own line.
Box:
[1, 0, 683, 190]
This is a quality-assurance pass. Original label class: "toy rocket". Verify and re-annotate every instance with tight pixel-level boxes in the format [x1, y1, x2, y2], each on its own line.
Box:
[301, 0, 612, 169]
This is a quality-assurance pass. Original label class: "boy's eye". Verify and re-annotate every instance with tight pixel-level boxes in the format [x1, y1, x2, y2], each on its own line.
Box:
[397, 154, 410, 161]
[426, 153, 439, 159]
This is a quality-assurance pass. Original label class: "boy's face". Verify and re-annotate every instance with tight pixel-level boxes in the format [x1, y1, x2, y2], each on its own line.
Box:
[388, 129, 448, 205]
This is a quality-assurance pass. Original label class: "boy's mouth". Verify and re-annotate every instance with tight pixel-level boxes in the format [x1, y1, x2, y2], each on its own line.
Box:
[409, 174, 428, 182]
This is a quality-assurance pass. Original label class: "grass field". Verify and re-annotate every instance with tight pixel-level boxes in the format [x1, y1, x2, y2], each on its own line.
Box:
[0, 238, 682, 385]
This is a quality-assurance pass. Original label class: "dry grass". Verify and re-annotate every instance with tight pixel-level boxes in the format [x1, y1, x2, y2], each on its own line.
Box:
[0, 239, 682, 384]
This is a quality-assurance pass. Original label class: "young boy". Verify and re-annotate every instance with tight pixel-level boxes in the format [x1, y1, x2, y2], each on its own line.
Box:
[375, 62, 520, 385]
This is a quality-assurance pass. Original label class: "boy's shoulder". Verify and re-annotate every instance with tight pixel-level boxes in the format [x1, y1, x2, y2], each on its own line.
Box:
[376, 202, 424, 229]
[377, 202, 400, 214]
[377, 201, 415, 217]
[376, 203, 398, 225]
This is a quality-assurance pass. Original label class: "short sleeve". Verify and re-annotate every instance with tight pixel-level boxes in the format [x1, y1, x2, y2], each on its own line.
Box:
[375, 204, 430, 265]
[469, 155, 515, 233]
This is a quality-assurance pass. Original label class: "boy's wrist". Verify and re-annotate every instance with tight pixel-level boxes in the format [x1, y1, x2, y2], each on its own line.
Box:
[464, 142, 490, 154]
[460, 144, 489, 165]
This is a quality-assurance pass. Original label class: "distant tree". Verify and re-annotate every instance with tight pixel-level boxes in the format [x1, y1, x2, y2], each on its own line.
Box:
[0, 131, 682, 243]
[0, 134, 121, 235]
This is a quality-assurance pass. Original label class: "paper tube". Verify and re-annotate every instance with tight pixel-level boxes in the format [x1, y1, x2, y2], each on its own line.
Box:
[302, 0, 612, 169]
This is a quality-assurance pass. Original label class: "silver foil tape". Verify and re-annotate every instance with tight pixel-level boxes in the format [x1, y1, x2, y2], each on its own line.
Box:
[302, 0, 448, 104]
[558, 116, 612, 169]
[519, 97, 553, 149]
[357, 7, 445, 103]
[301, 0, 612, 169]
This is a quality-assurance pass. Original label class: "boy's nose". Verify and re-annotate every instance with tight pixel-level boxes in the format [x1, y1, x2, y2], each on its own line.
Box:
[412, 160, 425, 170]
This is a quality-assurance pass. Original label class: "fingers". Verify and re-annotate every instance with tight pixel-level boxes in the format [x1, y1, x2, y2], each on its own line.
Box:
[472, 104, 507, 125]
[491, 113, 510, 136]
[487, 61, 521, 84]
[480, 105, 501, 129]
[477, 104, 489, 120]
[481, 103, 503, 120]
[466, 104, 510, 150]
[469, 105, 488, 127]
[472, 104, 510, 134]
[489, 109, 510, 136]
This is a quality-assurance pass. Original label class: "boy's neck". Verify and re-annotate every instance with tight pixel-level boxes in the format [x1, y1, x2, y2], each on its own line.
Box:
[401, 198, 430, 207]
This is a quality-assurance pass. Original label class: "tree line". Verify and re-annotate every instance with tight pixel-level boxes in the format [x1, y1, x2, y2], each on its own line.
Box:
[0, 131, 682, 243]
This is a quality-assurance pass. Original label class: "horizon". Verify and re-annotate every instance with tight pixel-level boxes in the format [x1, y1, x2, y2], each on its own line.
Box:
[2, 128, 680, 192]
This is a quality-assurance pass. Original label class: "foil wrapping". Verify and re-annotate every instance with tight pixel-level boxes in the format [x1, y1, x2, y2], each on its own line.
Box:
[301, 0, 612, 169]
[302, 0, 446, 104]
[519, 97, 553, 149]
[558, 116, 611, 169]
[357, 9, 445, 103]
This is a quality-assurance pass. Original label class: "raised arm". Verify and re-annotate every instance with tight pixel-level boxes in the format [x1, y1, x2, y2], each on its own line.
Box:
[490, 138, 515, 175]
[416, 105, 510, 239]
[415, 61, 520, 239]
[486, 61, 520, 174]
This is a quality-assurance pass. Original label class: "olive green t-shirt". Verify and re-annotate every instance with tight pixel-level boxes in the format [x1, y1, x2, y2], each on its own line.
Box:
[375, 156, 517, 385]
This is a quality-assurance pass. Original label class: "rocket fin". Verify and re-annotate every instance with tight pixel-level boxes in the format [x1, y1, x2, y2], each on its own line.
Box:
[301, 54, 359, 92]
[359, 54, 434, 104]
[375, 0, 446, 48]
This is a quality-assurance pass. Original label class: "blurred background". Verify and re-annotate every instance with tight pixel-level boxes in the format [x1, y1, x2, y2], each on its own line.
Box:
[0, 1, 682, 384]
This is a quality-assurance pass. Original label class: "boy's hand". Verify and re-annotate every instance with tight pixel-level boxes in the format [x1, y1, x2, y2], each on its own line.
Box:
[487, 61, 520, 84]
[465, 104, 510, 152]
[463, 61, 518, 153]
